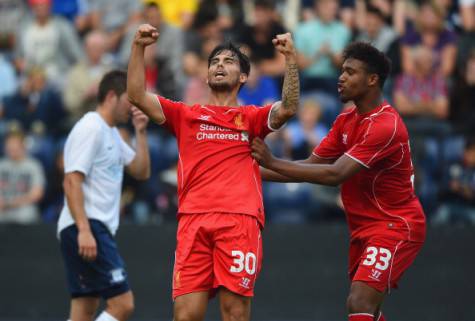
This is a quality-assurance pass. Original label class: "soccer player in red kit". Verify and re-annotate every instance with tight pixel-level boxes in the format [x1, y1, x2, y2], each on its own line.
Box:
[251, 42, 426, 321]
[127, 24, 299, 321]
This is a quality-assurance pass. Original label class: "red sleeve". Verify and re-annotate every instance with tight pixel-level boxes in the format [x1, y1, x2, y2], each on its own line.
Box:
[246, 103, 279, 139]
[312, 117, 344, 160]
[157, 95, 187, 136]
[345, 113, 399, 168]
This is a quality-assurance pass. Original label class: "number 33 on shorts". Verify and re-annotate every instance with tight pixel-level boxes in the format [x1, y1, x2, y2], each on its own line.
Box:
[362, 246, 392, 271]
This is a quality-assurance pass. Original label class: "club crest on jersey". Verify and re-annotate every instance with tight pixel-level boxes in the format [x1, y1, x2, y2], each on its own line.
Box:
[342, 133, 348, 145]
[234, 113, 245, 129]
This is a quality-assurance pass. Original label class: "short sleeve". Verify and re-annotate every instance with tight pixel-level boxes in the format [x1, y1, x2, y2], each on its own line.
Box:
[158, 95, 187, 136]
[345, 113, 399, 168]
[312, 118, 344, 160]
[64, 122, 101, 176]
[247, 103, 281, 139]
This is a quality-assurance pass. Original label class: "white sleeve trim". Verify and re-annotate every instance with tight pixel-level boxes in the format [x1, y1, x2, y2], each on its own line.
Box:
[344, 152, 370, 169]
[154, 94, 167, 125]
[312, 152, 337, 160]
[267, 101, 286, 132]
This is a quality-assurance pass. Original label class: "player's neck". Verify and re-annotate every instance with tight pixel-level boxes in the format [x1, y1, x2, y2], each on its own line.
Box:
[354, 92, 384, 115]
[208, 91, 239, 107]
[97, 107, 116, 127]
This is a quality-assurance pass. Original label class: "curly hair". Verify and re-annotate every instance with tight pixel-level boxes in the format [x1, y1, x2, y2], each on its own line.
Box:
[342, 42, 392, 88]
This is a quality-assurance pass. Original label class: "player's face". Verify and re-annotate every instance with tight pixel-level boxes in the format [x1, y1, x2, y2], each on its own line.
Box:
[114, 93, 132, 124]
[338, 58, 372, 103]
[207, 50, 247, 92]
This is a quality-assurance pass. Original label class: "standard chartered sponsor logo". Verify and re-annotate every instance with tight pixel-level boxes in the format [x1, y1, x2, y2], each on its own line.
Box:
[197, 124, 248, 142]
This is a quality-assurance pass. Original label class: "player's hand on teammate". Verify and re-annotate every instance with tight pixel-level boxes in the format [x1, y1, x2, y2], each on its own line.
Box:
[131, 106, 149, 132]
[251, 137, 275, 168]
[134, 24, 159, 47]
[272, 33, 296, 59]
[78, 229, 97, 261]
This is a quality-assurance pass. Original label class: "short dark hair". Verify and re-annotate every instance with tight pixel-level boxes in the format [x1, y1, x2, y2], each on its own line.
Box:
[254, 0, 275, 10]
[342, 42, 391, 88]
[98, 70, 127, 103]
[366, 4, 385, 20]
[208, 42, 251, 76]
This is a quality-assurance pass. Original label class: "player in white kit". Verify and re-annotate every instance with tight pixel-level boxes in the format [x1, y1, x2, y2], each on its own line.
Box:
[57, 70, 150, 321]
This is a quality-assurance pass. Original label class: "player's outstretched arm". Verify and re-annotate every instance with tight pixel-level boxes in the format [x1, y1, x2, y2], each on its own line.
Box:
[260, 155, 332, 182]
[127, 24, 166, 124]
[269, 33, 300, 130]
[252, 138, 363, 186]
[126, 107, 151, 180]
[63, 172, 97, 261]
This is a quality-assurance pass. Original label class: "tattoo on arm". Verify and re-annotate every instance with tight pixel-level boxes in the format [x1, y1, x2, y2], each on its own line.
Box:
[270, 62, 300, 129]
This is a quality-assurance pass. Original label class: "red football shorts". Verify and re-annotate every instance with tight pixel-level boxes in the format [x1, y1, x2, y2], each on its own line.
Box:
[172, 212, 263, 300]
[349, 237, 424, 293]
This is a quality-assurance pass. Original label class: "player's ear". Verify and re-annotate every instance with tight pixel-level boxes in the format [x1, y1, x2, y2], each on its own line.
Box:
[239, 73, 248, 85]
[368, 74, 379, 87]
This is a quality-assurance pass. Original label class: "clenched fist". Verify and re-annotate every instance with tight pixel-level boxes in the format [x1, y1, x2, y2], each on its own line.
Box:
[134, 24, 159, 47]
[272, 33, 296, 59]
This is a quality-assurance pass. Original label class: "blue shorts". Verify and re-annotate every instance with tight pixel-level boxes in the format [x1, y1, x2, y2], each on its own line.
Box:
[59, 219, 130, 299]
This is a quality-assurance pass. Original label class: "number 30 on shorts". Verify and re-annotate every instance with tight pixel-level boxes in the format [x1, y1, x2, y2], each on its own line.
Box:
[362, 246, 392, 271]
[230, 250, 257, 275]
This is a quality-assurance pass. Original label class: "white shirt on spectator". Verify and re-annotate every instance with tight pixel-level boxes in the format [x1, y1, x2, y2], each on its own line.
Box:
[57, 112, 135, 236]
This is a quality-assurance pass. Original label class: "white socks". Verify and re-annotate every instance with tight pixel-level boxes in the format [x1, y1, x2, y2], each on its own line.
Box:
[95, 311, 119, 321]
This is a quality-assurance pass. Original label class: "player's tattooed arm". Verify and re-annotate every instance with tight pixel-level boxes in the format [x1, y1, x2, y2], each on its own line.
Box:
[269, 33, 300, 130]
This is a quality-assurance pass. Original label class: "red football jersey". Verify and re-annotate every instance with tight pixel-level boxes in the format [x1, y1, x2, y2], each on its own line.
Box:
[313, 102, 426, 242]
[158, 96, 277, 227]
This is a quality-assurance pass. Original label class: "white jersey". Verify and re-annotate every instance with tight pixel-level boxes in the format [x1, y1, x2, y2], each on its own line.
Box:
[57, 112, 135, 236]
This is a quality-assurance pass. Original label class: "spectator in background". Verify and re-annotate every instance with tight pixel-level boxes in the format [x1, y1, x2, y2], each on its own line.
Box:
[2, 67, 66, 136]
[294, 0, 351, 93]
[283, 99, 328, 160]
[204, 0, 244, 38]
[238, 0, 287, 77]
[120, 1, 185, 100]
[15, 0, 82, 88]
[434, 137, 475, 225]
[183, 4, 222, 77]
[89, 0, 142, 51]
[400, 1, 457, 77]
[355, 3, 402, 83]
[51, 0, 91, 36]
[355, 5, 398, 54]
[0, 0, 27, 53]
[0, 52, 17, 101]
[63, 30, 113, 125]
[0, 131, 45, 224]
[355, 0, 408, 35]
[450, 50, 475, 135]
[238, 61, 279, 106]
[460, 0, 475, 31]
[147, 0, 199, 30]
[394, 45, 449, 121]
[456, 2, 475, 72]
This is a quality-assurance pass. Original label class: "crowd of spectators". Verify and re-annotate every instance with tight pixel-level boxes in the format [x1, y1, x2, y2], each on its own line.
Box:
[0, 0, 474, 225]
